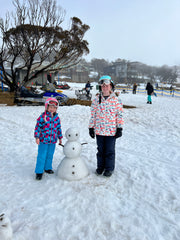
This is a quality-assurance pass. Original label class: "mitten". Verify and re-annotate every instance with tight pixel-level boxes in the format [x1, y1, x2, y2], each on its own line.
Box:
[115, 128, 122, 138]
[89, 128, 95, 139]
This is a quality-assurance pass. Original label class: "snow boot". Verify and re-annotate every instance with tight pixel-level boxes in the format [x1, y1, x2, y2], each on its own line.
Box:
[103, 170, 113, 177]
[36, 173, 43, 180]
[45, 170, 54, 174]
[95, 168, 104, 175]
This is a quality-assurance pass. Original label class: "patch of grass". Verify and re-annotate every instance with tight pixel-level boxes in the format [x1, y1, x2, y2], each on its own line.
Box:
[0, 93, 136, 108]
[0, 92, 16, 106]
[123, 104, 136, 108]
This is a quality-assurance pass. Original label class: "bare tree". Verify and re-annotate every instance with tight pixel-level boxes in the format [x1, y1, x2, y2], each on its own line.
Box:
[0, 0, 89, 91]
[156, 65, 177, 84]
[91, 58, 110, 76]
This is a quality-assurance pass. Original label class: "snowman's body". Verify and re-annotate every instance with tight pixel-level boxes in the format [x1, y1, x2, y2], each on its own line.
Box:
[57, 128, 89, 181]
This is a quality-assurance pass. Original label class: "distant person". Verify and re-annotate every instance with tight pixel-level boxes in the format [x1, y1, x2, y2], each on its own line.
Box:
[34, 98, 63, 180]
[85, 81, 91, 96]
[133, 83, 137, 94]
[170, 85, 173, 94]
[89, 75, 124, 177]
[146, 82, 154, 104]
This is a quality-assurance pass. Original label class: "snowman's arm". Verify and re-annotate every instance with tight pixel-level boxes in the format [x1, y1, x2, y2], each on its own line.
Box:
[0, 213, 4, 221]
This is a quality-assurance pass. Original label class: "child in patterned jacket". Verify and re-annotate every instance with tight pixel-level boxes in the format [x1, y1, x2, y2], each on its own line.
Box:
[89, 76, 124, 177]
[34, 97, 63, 180]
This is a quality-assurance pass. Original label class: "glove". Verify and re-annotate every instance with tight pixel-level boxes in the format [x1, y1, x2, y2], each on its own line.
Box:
[115, 128, 122, 138]
[89, 128, 95, 139]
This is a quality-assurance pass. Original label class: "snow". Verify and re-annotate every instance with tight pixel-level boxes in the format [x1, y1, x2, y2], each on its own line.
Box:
[0, 83, 180, 240]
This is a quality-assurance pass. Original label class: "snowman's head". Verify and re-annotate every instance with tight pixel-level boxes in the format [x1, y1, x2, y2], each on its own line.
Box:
[65, 128, 80, 141]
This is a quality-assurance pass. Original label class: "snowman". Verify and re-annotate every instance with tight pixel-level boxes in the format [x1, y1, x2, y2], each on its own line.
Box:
[0, 213, 13, 240]
[57, 127, 89, 181]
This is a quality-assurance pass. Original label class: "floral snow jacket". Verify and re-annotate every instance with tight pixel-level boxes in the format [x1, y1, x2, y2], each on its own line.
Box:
[89, 92, 124, 136]
[34, 111, 63, 144]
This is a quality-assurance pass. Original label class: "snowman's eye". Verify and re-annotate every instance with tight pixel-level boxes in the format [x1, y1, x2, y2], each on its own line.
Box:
[76, 133, 78, 136]
[68, 134, 71, 137]
[73, 147, 75, 150]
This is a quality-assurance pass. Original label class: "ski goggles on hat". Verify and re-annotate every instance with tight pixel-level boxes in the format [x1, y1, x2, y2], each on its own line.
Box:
[48, 100, 58, 107]
[100, 79, 111, 85]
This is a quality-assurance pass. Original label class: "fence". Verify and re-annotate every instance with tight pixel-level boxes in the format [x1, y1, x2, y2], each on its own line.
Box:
[116, 86, 180, 98]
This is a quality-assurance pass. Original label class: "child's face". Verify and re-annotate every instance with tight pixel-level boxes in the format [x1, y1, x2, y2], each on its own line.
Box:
[101, 83, 112, 96]
[47, 105, 57, 113]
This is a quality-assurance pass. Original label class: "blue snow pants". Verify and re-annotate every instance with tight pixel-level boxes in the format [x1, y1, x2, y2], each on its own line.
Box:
[96, 135, 116, 172]
[35, 143, 56, 174]
[147, 95, 152, 102]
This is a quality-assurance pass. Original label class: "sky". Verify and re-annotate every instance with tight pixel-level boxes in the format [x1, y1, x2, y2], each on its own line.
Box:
[1, 0, 180, 67]
[0, 84, 180, 239]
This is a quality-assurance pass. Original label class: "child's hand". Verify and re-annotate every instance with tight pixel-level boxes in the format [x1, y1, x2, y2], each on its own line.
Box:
[36, 138, 40, 145]
[59, 139, 62, 145]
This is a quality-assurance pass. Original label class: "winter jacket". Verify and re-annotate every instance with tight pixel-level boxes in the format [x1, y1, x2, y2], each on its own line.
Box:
[85, 83, 91, 89]
[89, 92, 124, 136]
[34, 111, 62, 144]
[146, 83, 154, 95]
[85, 82, 91, 92]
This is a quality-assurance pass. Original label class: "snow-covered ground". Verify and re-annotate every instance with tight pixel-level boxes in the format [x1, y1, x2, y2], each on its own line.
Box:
[0, 83, 180, 240]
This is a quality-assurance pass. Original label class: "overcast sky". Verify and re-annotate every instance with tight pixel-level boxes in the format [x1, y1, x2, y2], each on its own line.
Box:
[1, 0, 180, 67]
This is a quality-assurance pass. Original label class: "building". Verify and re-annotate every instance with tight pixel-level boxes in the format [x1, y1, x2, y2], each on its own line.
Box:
[104, 59, 151, 84]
